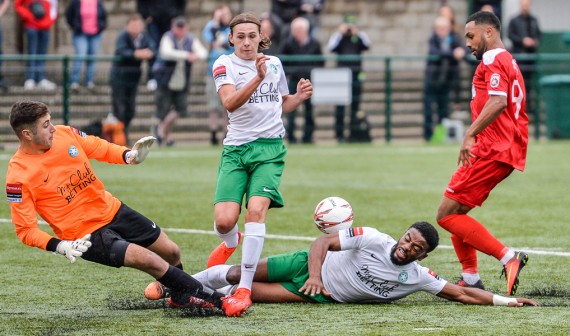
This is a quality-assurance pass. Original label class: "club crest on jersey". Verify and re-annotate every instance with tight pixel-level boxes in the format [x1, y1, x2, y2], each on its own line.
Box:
[68, 146, 79, 158]
[490, 73, 500, 88]
[270, 63, 278, 74]
[398, 271, 409, 283]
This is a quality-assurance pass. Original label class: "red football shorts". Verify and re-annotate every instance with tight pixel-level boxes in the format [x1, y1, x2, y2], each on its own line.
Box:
[444, 156, 514, 208]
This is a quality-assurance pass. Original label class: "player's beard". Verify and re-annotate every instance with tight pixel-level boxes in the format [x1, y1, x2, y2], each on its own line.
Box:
[390, 244, 414, 266]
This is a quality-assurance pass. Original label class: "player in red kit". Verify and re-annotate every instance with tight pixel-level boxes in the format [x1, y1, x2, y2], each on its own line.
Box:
[435, 11, 529, 296]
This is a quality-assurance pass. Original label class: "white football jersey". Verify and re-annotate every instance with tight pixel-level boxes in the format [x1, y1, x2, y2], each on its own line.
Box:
[322, 227, 447, 303]
[212, 53, 289, 146]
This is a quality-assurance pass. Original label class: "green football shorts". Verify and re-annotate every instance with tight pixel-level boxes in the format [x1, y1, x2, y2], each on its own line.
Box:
[267, 250, 335, 303]
[214, 138, 287, 208]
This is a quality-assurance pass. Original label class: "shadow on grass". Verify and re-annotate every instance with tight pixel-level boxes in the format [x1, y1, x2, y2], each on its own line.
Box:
[106, 296, 225, 317]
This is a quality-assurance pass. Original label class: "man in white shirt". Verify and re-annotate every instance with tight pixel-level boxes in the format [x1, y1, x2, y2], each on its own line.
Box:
[151, 16, 207, 146]
[192, 221, 538, 308]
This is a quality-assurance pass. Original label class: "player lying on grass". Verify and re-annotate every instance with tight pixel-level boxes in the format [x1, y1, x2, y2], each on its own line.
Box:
[6, 101, 226, 313]
[188, 221, 538, 310]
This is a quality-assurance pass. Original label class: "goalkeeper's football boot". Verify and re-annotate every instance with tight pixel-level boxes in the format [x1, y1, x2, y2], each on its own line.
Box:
[168, 296, 217, 309]
[144, 281, 170, 300]
[221, 287, 252, 317]
[501, 251, 529, 296]
[455, 277, 485, 290]
[207, 232, 242, 268]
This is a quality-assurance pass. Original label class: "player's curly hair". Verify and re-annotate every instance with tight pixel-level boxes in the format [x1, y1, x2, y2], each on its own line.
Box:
[10, 101, 50, 137]
[228, 12, 272, 50]
[410, 221, 440, 253]
[466, 10, 501, 32]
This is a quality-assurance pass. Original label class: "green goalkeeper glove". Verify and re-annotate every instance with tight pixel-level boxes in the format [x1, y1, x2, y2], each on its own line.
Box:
[56, 234, 92, 263]
[126, 136, 156, 164]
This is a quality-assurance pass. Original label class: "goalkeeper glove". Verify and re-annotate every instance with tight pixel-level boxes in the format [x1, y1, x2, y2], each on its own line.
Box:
[56, 234, 92, 263]
[126, 136, 156, 164]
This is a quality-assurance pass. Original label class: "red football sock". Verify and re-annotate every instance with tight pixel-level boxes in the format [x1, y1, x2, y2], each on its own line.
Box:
[450, 233, 478, 273]
[438, 214, 507, 261]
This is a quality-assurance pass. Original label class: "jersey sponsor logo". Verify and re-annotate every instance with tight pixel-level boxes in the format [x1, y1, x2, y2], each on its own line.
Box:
[490, 73, 500, 88]
[346, 227, 363, 238]
[56, 162, 97, 204]
[71, 127, 87, 138]
[43, 173, 49, 183]
[68, 146, 79, 158]
[398, 271, 409, 283]
[356, 265, 400, 297]
[248, 82, 281, 104]
[428, 269, 441, 280]
[213, 65, 226, 80]
[238, 71, 248, 75]
[6, 183, 23, 203]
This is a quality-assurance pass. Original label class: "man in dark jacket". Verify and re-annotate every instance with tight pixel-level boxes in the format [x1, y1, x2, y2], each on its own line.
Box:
[422, 16, 465, 142]
[110, 14, 156, 143]
[508, 0, 541, 114]
[136, 0, 186, 90]
[327, 14, 371, 143]
[280, 16, 323, 144]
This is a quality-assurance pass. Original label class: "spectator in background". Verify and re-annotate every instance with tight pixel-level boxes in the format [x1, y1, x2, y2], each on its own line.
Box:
[474, 0, 501, 19]
[327, 13, 371, 143]
[422, 16, 465, 142]
[152, 16, 207, 147]
[203, 4, 233, 145]
[438, 3, 461, 36]
[281, 16, 323, 144]
[0, 0, 9, 92]
[15, 0, 59, 90]
[508, 0, 541, 115]
[65, 0, 107, 91]
[260, 13, 281, 55]
[271, 0, 301, 42]
[136, 0, 186, 91]
[110, 14, 155, 144]
[299, 0, 325, 39]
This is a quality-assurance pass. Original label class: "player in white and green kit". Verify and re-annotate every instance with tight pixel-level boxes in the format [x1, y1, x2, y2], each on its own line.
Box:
[194, 222, 538, 307]
[205, 12, 314, 317]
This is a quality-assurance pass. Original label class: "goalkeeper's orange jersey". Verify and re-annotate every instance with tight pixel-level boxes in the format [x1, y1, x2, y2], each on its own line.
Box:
[6, 125, 128, 250]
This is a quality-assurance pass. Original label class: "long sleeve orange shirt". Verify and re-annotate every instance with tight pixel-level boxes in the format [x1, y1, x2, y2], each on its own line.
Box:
[6, 125, 129, 250]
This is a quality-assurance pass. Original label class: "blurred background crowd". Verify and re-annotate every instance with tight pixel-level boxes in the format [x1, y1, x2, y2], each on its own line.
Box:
[0, 0, 568, 146]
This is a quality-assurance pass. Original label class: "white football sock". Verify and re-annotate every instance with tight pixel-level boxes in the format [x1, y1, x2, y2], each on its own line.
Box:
[214, 222, 240, 248]
[500, 249, 515, 265]
[238, 222, 265, 291]
[192, 264, 232, 289]
[216, 284, 237, 296]
[462, 272, 481, 285]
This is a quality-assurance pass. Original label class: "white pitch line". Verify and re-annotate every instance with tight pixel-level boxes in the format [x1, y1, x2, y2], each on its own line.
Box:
[2, 218, 570, 257]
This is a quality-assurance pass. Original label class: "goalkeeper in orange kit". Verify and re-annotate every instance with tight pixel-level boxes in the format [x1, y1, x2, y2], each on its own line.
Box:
[6, 101, 224, 311]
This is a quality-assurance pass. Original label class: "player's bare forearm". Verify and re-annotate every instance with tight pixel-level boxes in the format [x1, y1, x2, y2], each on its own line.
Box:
[218, 78, 263, 112]
[465, 95, 507, 138]
[437, 283, 539, 306]
[282, 94, 304, 113]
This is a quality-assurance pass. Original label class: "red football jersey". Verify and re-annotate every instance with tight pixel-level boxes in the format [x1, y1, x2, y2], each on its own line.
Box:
[470, 48, 528, 171]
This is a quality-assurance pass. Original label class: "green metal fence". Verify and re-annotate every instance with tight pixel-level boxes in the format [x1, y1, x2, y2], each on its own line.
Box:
[0, 53, 568, 144]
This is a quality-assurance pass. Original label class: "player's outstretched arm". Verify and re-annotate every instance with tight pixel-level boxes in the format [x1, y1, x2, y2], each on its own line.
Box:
[436, 282, 539, 307]
[126, 136, 156, 164]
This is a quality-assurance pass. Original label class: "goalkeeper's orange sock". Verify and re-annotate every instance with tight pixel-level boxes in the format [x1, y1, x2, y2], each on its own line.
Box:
[438, 214, 508, 261]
